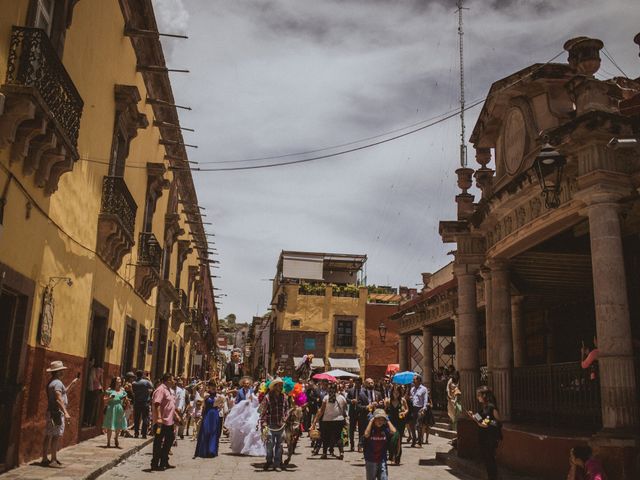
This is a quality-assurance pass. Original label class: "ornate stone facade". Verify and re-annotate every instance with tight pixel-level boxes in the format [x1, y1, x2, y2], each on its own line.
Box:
[438, 36, 640, 479]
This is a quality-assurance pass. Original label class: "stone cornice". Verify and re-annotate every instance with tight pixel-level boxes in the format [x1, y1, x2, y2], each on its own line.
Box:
[545, 110, 637, 150]
[119, 0, 208, 261]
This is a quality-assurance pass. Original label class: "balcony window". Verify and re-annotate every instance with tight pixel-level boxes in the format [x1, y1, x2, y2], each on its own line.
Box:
[335, 318, 355, 347]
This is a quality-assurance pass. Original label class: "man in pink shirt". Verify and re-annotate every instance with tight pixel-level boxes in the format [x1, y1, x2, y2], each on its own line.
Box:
[151, 373, 180, 471]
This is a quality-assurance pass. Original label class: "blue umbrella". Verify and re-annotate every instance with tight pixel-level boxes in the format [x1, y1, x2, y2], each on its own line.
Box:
[391, 371, 417, 385]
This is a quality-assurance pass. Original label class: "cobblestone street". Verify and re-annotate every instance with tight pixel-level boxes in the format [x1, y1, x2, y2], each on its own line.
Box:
[101, 434, 473, 480]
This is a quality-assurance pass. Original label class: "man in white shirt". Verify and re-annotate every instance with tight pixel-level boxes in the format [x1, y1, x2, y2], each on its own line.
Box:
[408, 374, 429, 447]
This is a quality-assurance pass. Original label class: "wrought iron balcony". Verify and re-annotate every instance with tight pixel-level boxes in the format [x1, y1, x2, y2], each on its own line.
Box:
[0, 26, 84, 194]
[138, 232, 162, 269]
[176, 289, 188, 310]
[6, 26, 83, 148]
[171, 289, 189, 331]
[100, 176, 137, 238]
[96, 176, 138, 271]
[135, 232, 162, 300]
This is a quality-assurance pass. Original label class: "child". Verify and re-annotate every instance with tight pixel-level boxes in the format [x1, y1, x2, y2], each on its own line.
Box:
[363, 409, 397, 480]
[191, 392, 204, 441]
[568, 446, 607, 480]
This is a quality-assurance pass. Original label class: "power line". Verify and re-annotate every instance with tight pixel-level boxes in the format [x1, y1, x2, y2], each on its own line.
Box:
[198, 105, 468, 165]
[194, 49, 565, 172]
[602, 47, 628, 77]
[77, 103, 474, 169]
[194, 105, 481, 172]
[77, 49, 565, 174]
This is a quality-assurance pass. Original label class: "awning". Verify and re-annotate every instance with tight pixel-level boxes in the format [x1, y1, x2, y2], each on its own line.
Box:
[293, 356, 325, 369]
[328, 357, 360, 373]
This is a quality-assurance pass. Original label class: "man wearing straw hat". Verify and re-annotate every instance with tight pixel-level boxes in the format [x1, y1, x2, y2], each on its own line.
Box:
[260, 377, 289, 471]
[41, 360, 78, 467]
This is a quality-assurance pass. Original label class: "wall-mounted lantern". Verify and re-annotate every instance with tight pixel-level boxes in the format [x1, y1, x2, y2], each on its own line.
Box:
[378, 321, 388, 343]
[533, 143, 566, 209]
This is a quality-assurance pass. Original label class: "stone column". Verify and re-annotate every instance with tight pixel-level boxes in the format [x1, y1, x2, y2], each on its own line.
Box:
[454, 264, 480, 411]
[422, 326, 434, 390]
[480, 268, 493, 373]
[398, 334, 408, 372]
[586, 198, 639, 432]
[489, 259, 513, 421]
[511, 295, 525, 368]
[451, 314, 459, 371]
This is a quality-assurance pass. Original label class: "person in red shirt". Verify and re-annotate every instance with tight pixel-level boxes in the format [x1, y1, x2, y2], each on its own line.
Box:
[363, 409, 396, 480]
[151, 373, 181, 471]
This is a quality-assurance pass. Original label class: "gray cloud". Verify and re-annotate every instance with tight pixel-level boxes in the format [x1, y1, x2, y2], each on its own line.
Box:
[152, 0, 639, 321]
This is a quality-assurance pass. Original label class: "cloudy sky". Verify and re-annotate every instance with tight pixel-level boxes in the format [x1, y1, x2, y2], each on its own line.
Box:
[152, 0, 639, 322]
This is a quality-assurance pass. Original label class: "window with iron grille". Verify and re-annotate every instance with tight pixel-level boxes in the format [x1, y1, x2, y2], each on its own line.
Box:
[335, 318, 355, 347]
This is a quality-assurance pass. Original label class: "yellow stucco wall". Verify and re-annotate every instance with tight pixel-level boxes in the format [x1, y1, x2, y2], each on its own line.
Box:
[276, 284, 367, 372]
[0, 0, 198, 375]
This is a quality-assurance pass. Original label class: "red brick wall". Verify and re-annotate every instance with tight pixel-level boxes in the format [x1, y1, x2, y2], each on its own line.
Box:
[365, 304, 399, 379]
[17, 346, 119, 465]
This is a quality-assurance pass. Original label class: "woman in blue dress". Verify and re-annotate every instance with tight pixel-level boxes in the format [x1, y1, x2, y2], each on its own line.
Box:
[193, 380, 221, 458]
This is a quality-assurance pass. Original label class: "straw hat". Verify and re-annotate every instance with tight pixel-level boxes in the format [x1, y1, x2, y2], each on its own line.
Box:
[46, 361, 68, 372]
[373, 408, 387, 419]
[269, 377, 284, 390]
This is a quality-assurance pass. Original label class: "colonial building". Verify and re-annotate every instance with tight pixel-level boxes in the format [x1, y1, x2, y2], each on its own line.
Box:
[392, 264, 458, 391]
[269, 251, 367, 376]
[246, 314, 273, 379]
[365, 286, 415, 379]
[437, 36, 640, 478]
[0, 0, 217, 471]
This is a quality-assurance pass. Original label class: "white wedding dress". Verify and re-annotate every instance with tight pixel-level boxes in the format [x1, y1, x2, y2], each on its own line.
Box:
[225, 395, 266, 456]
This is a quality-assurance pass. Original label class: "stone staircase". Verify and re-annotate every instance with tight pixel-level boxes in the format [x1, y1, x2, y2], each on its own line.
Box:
[429, 410, 457, 440]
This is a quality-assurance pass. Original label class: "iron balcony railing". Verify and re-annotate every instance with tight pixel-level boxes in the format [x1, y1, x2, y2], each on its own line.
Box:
[512, 361, 601, 430]
[188, 307, 200, 325]
[138, 232, 162, 271]
[5, 26, 83, 150]
[175, 289, 188, 312]
[100, 176, 137, 239]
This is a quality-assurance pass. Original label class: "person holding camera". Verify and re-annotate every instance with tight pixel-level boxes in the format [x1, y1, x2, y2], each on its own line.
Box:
[41, 361, 77, 467]
[363, 409, 397, 480]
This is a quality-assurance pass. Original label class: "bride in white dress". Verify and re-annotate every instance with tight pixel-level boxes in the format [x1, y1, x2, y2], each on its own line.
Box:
[224, 393, 265, 456]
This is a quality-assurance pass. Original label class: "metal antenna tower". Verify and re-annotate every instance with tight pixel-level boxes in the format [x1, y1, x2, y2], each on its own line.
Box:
[457, 0, 468, 167]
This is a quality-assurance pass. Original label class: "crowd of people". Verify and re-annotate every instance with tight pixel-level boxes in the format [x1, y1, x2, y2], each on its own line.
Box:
[39, 354, 608, 480]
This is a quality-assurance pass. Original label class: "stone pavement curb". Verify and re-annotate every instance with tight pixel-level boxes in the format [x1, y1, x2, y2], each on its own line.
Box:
[437, 450, 544, 480]
[0, 436, 153, 480]
[83, 438, 153, 480]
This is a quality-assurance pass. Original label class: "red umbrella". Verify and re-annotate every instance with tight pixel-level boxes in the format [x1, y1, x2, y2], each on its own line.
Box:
[386, 364, 400, 375]
[312, 373, 337, 382]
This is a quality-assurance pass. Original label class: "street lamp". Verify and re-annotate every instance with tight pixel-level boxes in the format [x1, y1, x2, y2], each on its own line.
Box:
[378, 321, 388, 343]
[533, 143, 566, 209]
